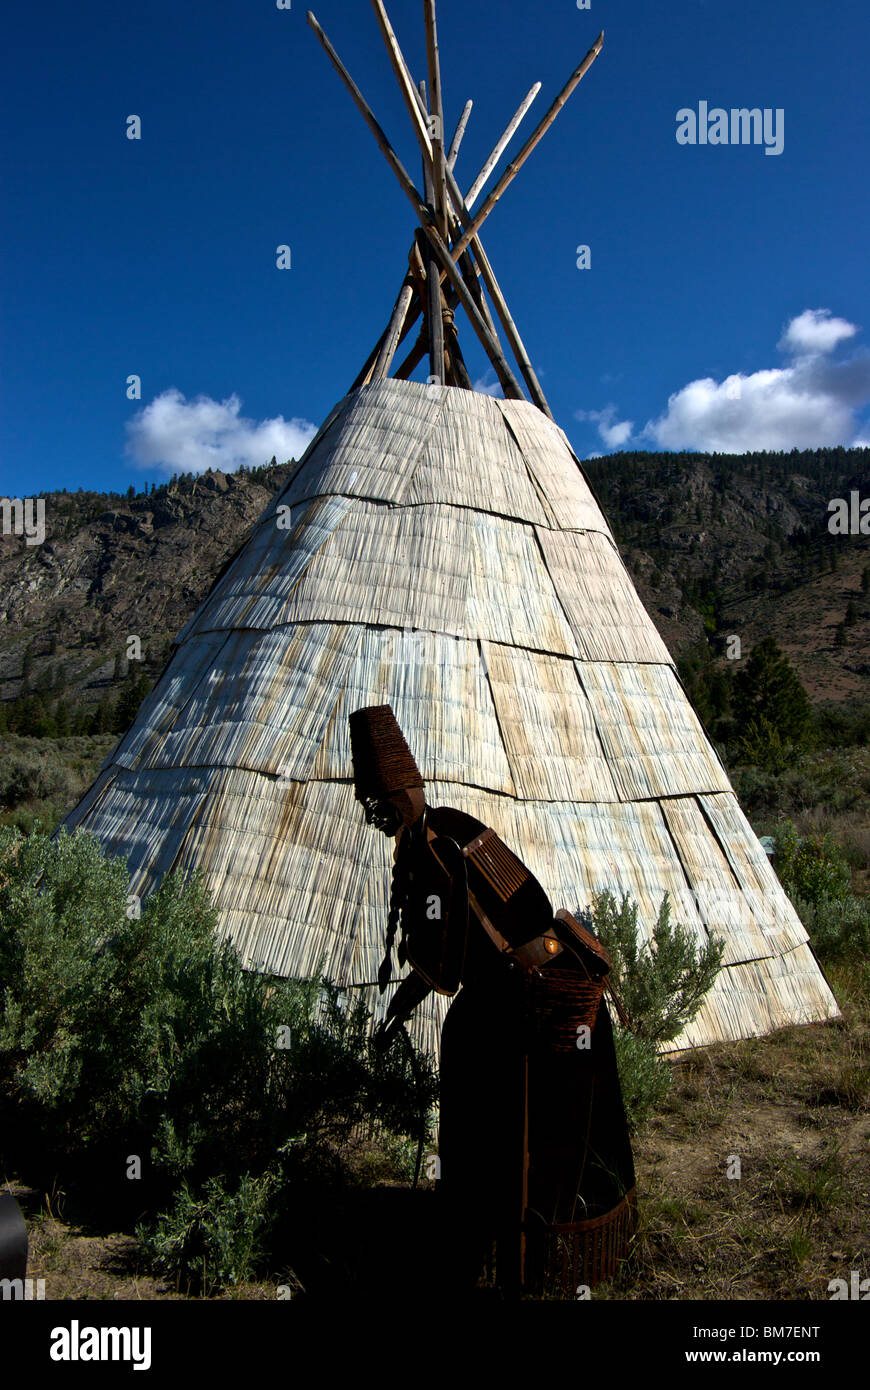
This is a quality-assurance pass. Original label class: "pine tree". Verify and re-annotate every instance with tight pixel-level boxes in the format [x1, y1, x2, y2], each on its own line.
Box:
[733, 637, 812, 766]
[89, 697, 113, 735]
[115, 672, 151, 732]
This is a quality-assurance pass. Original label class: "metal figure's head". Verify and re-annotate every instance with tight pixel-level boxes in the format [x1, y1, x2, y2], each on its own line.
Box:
[362, 796, 403, 836]
[349, 705, 426, 837]
[362, 786, 426, 837]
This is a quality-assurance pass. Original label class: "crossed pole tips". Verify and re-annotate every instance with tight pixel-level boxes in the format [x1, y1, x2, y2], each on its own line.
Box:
[306, 3, 603, 418]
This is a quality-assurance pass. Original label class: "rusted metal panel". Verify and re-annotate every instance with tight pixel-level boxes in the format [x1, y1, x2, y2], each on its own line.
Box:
[350, 862, 453, 1060]
[576, 662, 730, 802]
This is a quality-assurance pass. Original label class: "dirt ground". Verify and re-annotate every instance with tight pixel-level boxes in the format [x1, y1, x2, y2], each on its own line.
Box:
[601, 958, 870, 1300]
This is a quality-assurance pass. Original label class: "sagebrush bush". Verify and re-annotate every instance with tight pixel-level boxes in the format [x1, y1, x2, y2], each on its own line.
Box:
[587, 890, 725, 1044]
[611, 1027, 673, 1134]
[772, 820, 851, 906]
[0, 827, 436, 1226]
[0, 745, 76, 808]
[136, 1173, 274, 1294]
[571, 891, 724, 1133]
[796, 894, 870, 963]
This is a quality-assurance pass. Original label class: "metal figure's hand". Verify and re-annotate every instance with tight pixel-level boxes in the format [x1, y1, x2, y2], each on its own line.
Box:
[373, 1017, 399, 1051]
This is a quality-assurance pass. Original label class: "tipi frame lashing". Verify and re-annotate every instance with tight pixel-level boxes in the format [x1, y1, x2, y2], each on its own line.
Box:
[350, 79, 542, 394]
[307, 3, 603, 413]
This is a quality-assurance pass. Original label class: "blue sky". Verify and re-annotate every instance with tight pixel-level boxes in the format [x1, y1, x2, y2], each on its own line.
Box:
[2, 0, 869, 496]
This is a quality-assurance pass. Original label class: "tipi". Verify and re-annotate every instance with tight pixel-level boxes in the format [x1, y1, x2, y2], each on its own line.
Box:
[62, 3, 839, 1059]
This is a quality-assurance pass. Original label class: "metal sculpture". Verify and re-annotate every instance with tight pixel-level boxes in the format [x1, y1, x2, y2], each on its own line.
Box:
[0, 1195, 28, 1284]
[350, 703, 636, 1297]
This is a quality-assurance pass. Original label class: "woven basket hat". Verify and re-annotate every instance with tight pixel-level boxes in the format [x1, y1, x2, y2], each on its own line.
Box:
[348, 704, 425, 805]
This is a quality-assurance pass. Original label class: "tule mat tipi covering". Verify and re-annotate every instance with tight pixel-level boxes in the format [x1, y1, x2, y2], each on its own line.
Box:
[62, 377, 840, 1058]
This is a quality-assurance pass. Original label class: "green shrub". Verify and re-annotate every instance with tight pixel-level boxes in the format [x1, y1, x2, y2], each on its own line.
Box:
[572, 892, 723, 1133]
[813, 701, 870, 749]
[737, 716, 792, 773]
[0, 745, 76, 809]
[0, 736, 113, 833]
[588, 891, 725, 1043]
[797, 895, 870, 963]
[611, 1028, 673, 1134]
[772, 820, 851, 906]
[0, 827, 436, 1226]
[136, 1173, 274, 1294]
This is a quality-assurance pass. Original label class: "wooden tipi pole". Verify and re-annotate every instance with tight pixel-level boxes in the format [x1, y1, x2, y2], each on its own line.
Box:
[464, 83, 541, 210]
[371, 278, 418, 383]
[447, 99, 473, 169]
[452, 32, 604, 257]
[418, 81, 446, 387]
[423, 0, 449, 240]
[307, 10, 525, 399]
[365, 0, 552, 414]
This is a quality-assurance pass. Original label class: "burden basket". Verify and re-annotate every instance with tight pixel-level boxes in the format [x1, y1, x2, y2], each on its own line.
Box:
[534, 1188, 638, 1297]
[526, 966, 606, 1051]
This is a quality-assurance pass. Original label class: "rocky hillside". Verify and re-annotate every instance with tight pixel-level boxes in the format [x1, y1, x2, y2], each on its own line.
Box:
[0, 464, 293, 731]
[585, 445, 870, 704]
[2, 444, 870, 732]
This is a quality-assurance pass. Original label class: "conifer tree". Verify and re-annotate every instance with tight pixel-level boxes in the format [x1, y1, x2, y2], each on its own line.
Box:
[733, 637, 811, 766]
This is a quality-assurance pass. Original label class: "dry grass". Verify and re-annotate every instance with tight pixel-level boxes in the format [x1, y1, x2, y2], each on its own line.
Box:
[13, 1188, 276, 1302]
[597, 960, 870, 1300]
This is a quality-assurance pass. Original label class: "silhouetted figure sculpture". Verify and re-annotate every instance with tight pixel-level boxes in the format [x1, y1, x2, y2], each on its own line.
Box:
[349, 704, 636, 1298]
[0, 1195, 28, 1286]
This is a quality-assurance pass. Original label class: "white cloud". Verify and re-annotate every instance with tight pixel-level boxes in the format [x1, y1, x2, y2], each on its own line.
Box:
[778, 308, 858, 356]
[642, 310, 870, 452]
[472, 372, 503, 398]
[125, 389, 317, 476]
[575, 404, 634, 449]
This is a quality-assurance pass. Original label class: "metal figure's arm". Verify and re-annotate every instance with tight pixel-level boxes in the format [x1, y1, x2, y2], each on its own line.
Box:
[376, 968, 435, 1047]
